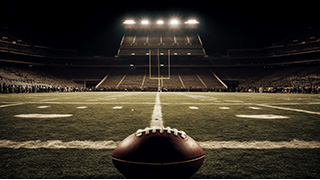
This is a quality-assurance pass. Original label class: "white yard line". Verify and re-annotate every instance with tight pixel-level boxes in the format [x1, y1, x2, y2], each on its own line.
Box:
[0, 103, 24, 108]
[219, 107, 230, 110]
[189, 106, 199, 110]
[248, 106, 261, 110]
[2, 102, 156, 105]
[112, 106, 122, 109]
[150, 92, 163, 128]
[39, 98, 58, 102]
[14, 114, 73, 118]
[174, 93, 218, 102]
[5, 101, 318, 106]
[257, 104, 320, 115]
[37, 106, 50, 109]
[0, 140, 119, 149]
[236, 114, 289, 119]
[199, 139, 320, 149]
[76, 106, 87, 109]
[1, 139, 320, 149]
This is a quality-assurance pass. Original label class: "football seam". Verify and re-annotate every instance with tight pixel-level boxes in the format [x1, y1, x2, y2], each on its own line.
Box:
[112, 154, 205, 166]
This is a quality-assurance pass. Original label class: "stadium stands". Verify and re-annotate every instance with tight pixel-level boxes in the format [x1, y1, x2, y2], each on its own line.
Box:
[0, 24, 319, 93]
[117, 23, 206, 57]
[0, 66, 84, 93]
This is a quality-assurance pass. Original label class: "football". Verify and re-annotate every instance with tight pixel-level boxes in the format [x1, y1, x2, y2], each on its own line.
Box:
[112, 127, 205, 178]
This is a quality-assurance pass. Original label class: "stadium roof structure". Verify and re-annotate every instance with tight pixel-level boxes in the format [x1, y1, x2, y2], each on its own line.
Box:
[117, 18, 206, 57]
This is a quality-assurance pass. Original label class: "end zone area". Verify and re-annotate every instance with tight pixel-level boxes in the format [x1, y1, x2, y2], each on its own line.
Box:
[1, 92, 320, 178]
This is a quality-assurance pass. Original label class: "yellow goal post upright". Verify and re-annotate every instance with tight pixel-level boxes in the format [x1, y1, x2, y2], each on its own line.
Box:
[149, 48, 171, 92]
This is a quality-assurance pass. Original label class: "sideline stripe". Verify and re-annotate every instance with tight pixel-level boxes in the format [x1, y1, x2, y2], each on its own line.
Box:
[0, 103, 24, 108]
[1, 139, 320, 149]
[150, 92, 163, 128]
[257, 104, 320, 115]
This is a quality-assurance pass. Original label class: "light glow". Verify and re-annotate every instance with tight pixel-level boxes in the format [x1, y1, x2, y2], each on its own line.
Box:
[169, 19, 180, 25]
[123, 18, 199, 26]
[156, 20, 164, 25]
[123, 19, 136, 25]
[141, 20, 149, 25]
[185, 19, 199, 24]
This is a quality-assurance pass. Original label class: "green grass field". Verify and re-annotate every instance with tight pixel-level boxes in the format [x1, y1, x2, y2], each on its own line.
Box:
[1, 92, 320, 178]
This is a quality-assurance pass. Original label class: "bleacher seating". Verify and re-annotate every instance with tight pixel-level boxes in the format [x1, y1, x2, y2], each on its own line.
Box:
[117, 28, 206, 57]
[1, 26, 320, 93]
[0, 66, 84, 93]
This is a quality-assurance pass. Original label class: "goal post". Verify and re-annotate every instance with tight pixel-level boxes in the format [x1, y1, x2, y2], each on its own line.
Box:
[149, 49, 171, 91]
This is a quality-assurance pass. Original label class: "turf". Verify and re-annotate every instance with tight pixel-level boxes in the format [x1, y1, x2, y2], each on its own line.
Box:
[0, 92, 320, 178]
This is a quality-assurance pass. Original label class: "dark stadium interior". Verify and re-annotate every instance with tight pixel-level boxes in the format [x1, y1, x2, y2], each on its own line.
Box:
[2, 1, 320, 179]
[1, 0, 320, 93]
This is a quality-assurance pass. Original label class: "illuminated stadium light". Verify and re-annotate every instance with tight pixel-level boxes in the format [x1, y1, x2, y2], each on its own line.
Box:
[169, 19, 180, 26]
[123, 19, 136, 25]
[185, 19, 199, 24]
[141, 20, 149, 25]
[156, 20, 164, 25]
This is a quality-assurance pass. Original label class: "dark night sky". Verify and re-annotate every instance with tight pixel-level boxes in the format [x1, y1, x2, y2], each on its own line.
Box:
[2, 0, 320, 56]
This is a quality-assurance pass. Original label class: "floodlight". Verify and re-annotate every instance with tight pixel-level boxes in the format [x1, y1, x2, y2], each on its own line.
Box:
[185, 19, 199, 24]
[169, 19, 180, 25]
[123, 19, 136, 25]
[156, 20, 164, 25]
[141, 20, 149, 25]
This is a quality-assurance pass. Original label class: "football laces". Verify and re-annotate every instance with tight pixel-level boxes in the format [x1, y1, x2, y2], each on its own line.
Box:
[136, 127, 187, 139]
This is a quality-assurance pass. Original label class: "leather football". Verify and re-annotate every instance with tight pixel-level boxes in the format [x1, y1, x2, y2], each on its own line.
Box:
[112, 127, 205, 178]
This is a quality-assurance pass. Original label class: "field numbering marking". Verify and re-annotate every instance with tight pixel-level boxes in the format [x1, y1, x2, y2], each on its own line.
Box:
[150, 92, 163, 128]
[1, 139, 320, 149]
